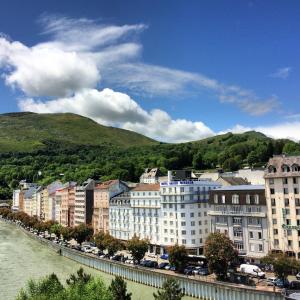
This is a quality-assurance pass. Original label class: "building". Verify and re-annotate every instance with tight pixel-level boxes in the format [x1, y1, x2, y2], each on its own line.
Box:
[216, 176, 249, 186]
[140, 168, 163, 184]
[208, 185, 268, 262]
[265, 155, 300, 258]
[12, 181, 37, 212]
[109, 191, 132, 241]
[74, 179, 96, 226]
[160, 171, 221, 255]
[24, 186, 39, 216]
[93, 180, 128, 233]
[59, 182, 77, 227]
[130, 184, 161, 253]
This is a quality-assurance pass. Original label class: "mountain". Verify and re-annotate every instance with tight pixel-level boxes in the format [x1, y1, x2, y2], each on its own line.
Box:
[0, 112, 157, 152]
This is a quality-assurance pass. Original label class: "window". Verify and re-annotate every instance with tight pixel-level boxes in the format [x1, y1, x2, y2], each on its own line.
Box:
[164, 229, 168, 233]
[232, 194, 239, 204]
[214, 194, 218, 204]
[273, 219, 277, 224]
[221, 195, 226, 204]
[181, 221, 186, 226]
[191, 221, 195, 226]
[246, 194, 250, 204]
[285, 198, 290, 206]
[254, 195, 259, 204]
[190, 212, 194, 218]
[170, 229, 174, 234]
[180, 187, 184, 193]
[181, 213, 185, 217]
[293, 177, 298, 184]
[198, 212, 202, 217]
[233, 217, 242, 224]
[191, 230, 196, 235]
[272, 208, 276, 214]
[249, 231, 253, 238]
[259, 244, 263, 252]
[164, 237, 168, 242]
[274, 239, 279, 246]
[181, 204, 185, 208]
[283, 178, 288, 185]
[296, 209, 300, 216]
[199, 221, 202, 225]
[295, 188, 299, 194]
[204, 212, 207, 216]
[273, 229, 278, 235]
[164, 212, 167, 216]
[286, 219, 291, 225]
[297, 220, 300, 226]
[271, 199, 276, 206]
[269, 178, 274, 184]
[285, 209, 290, 215]
[182, 239, 186, 244]
[287, 230, 292, 236]
[284, 188, 289, 195]
[181, 230, 186, 235]
[199, 229, 202, 234]
[288, 240, 293, 247]
[199, 238, 203, 243]
[191, 239, 195, 244]
[258, 232, 262, 239]
[296, 199, 300, 206]
[270, 188, 275, 195]
[234, 230, 243, 237]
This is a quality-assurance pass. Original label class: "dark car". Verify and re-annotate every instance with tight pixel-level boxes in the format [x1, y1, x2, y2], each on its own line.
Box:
[160, 254, 169, 260]
[170, 265, 176, 271]
[184, 266, 195, 275]
[296, 272, 300, 280]
[275, 278, 289, 288]
[158, 262, 169, 269]
[145, 261, 158, 268]
[197, 268, 209, 276]
[289, 281, 300, 290]
[111, 255, 124, 261]
[140, 260, 151, 267]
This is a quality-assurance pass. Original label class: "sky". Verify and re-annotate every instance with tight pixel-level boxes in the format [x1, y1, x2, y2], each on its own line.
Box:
[0, 0, 299, 143]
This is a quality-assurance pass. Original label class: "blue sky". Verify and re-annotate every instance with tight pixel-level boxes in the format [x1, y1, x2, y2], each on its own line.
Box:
[0, 0, 299, 142]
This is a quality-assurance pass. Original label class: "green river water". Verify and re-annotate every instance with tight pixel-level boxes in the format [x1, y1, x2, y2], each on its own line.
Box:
[0, 220, 194, 300]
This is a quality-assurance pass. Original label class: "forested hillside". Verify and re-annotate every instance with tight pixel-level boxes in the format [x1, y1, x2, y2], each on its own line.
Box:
[0, 112, 299, 199]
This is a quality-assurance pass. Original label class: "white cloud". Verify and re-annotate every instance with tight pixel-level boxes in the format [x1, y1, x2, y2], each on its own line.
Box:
[222, 122, 300, 142]
[18, 88, 214, 143]
[270, 67, 292, 79]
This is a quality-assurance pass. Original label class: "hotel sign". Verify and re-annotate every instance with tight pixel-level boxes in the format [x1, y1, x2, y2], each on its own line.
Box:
[282, 224, 300, 230]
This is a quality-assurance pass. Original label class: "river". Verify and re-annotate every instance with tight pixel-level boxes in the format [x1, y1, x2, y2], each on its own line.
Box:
[0, 220, 194, 300]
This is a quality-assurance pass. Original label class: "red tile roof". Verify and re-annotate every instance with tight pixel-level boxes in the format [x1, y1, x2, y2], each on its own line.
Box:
[132, 183, 160, 192]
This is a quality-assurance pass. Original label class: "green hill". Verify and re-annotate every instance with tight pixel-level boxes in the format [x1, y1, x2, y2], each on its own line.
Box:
[0, 112, 157, 152]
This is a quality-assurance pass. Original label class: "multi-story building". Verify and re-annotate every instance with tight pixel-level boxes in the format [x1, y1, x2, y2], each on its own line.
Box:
[42, 181, 63, 221]
[93, 180, 128, 233]
[59, 182, 77, 227]
[160, 172, 221, 255]
[24, 186, 38, 216]
[140, 168, 163, 184]
[74, 179, 96, 226]
[109, 191, 132, 241]
[208, 185, 268, 262]
[265, 155, 300, 258]
[130, 184, 161, 253]
[12, 181, 37, 212]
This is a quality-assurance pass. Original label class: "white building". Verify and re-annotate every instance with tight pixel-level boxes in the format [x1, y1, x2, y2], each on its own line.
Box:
[208, 185, 268, 263]
[130, 184, 161, 253]
[12, 189, 21, 212]
[265, 155, 300, 258]
[160, 172, 221, 255]
[140, 168, 163, 184]
[109, 191, 132, 241]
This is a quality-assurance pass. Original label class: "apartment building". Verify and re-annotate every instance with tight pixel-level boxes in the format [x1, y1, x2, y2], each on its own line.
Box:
[24, 186, 39, 216]
[130, 184, 161, 253]
[59, 182, 77, 227]
[12, 181, 37, 212]
[74, 179, 96, 226]
[265, 155, 300, 258]
[109, 191, 132, 241]
[160, 172, 221, 255]
[93, 180, 128, 233]
[208, 185, 268, 262]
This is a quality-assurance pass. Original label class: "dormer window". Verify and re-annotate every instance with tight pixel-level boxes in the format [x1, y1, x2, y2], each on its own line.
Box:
[232, 194, 239, 204]
[292, 164, 300, 172]
[282, 164, 290, 172]
[268, 165, 277, 173]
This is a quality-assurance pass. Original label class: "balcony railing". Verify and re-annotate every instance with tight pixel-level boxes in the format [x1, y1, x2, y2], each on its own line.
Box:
[208, 210, 266, 217]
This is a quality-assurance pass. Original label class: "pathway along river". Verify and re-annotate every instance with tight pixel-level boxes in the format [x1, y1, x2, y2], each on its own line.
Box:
[0, 220, 193, 300]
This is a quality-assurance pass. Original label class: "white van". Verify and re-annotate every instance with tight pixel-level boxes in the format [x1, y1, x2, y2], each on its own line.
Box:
[240, 264, 265, 278]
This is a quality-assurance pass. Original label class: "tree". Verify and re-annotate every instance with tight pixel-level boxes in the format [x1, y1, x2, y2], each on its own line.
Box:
[66, 267, 91, 286]
[153, 278, 184, 300]
[204, 232, 237, 280]
[262, 253, 300, 280]
[168, 244, 188, 273]
[61, 226, 73, 241]
[72, 224, 93, 244]
[192, 152, 203, 170]
[127, 235, 149, 264]
[50, 223, 63, 237]
[109, 276, 132, 300]
[106, 236, 123, 256]
[94, 231, 109, 252]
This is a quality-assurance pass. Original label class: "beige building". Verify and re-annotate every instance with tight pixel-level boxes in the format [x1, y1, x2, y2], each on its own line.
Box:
[59, 182, 77, 227]
[265, 155, 300, 258]
[93, 180, 128, 233]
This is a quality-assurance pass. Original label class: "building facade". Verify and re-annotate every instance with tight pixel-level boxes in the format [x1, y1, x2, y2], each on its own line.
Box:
[93, 180, 128, 233]
[109, 191, 132, 241]
[208, 185, 268, 262]
[265, 155, 300, 258]
[160, 174, 221, 255]
[60, 182, 77, 227]
[140, 168, 162, 184]
[74, 179, 95, 226]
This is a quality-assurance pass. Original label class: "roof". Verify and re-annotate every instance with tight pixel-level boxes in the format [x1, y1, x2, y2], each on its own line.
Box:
[140, 168, 162, 179]
[219, 176, 249, 185]
[265, 155, 300, 177]
[95, 179, 127, 190]
[132, 183, 160, 191]
[213, 185, 265, 192]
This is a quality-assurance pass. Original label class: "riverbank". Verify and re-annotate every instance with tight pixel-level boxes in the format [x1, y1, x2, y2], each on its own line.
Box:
[0, 219, 194, 300]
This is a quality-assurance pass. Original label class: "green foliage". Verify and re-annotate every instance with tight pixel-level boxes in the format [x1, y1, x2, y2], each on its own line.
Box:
[127, 235, 149, 264]
[262, 253, 300, 280]
[50, 224, 64, 237]
[66, 268, 91, 286]
[72, 224, 94, 244]
[168, 244, 188, 273]
[109, 276, 132, 300]
[204, 232, 237, 280]
[153, 278, 184, 300]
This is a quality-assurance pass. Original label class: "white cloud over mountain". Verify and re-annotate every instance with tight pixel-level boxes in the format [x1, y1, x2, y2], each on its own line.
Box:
[0, 15, 294, 142]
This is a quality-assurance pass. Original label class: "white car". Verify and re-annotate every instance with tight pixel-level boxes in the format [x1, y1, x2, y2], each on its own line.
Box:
[82, 246, 93, 253]
[240, 264, 265, 278]
[148, 253, 157, 258]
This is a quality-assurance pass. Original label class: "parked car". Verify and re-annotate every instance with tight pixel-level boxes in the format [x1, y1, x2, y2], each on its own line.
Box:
[160, 254, 169, 260]
[140, 260, 151, 267]
[148, 253, 157, 258]
[197, 268, 209, 276]
[184, 266, 195, 275]
[266, 277, 277, 286]
[158, 262, 169, 269]
[275, 278, 289, 288]
[296, 272, 300, 280]
[81, 246, 93, 253]
[111, 255, 124, 261]
[145, 261, 158, 268]
[240, 264, 265, 278]
[170, 265, 176, 271]
[125, 259, 134, 264]
[289, 281, 300, 290]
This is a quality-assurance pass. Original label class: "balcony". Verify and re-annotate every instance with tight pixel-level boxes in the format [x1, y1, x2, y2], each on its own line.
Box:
[208, 210, 266, 218]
